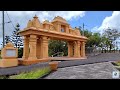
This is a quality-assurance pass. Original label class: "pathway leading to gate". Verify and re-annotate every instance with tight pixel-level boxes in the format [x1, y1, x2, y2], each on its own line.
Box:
[0, 53, 120, 76]
[58, 53, 120, 68]
[45, 53, 120, 79]
[45, 62, 119, 79]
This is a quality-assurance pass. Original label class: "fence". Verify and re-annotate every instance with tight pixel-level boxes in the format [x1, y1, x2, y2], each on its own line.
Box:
[85, 47, 120, 57]
[85, 47, 101, 57]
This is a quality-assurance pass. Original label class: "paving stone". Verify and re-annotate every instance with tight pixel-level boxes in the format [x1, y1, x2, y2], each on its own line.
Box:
[45, 62, 120, 79]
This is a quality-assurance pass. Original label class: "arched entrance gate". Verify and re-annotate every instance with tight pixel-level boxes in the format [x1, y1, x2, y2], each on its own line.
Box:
[19, 15, 88, 61]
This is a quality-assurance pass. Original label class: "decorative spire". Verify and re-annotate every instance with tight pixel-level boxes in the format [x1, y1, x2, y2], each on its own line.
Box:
[27, 20, 33, 28]
[5, 42, 14, 47]
[33, 14, 38, 19]
[31, 15, 42, 28]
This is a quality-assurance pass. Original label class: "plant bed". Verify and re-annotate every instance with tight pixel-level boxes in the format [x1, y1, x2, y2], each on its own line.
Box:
[5, 67, 51, 79]
[38, 71, 52, 79]
[0, 75, 9, 79]
[18, 60, 49, 66]
[49, 61, 58, 71]
[111, 62, 119, 66]
[111, 61, 120, 71]
[111, 61, 120, 66]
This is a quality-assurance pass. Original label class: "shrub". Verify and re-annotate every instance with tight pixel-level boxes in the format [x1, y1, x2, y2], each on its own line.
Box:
[18, 48, 23, 58]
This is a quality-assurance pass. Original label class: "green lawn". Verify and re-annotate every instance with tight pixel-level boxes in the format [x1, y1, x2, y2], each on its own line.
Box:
[0, 76, 8, 79]
[9, 67, 51, 79]
[116, 62, 120, 66]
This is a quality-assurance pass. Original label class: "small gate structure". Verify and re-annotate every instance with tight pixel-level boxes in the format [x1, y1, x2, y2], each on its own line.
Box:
[0, 42, 18, 68]
[18, 15, 88, 64]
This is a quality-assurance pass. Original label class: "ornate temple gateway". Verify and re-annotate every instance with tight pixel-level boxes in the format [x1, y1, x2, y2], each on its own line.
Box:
[19, 15, 88, 62]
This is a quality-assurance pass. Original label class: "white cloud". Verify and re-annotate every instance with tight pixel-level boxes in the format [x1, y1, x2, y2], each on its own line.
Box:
[7, 11, 85, 22]
[0, 11, 86, 48]
[0, 11, 86, 36]
[91, 26, 100, 33]
[92, 11, 120, 34]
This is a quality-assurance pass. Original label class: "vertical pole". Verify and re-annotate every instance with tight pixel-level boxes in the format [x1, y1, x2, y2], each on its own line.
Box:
[83, 23, 84, 36]
[2, 11, 5, 48]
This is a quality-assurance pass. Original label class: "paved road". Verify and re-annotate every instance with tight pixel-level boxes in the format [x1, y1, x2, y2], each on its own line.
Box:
[45, 62, 120, 79]
[0, 53, 120, 76]
[58, 53, 120, 68]
[0, 62, 49, 76]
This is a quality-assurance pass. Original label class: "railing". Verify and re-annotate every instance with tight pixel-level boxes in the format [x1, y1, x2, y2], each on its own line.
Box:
[86, 47, 101, 57]
[51, 52, 64, 57]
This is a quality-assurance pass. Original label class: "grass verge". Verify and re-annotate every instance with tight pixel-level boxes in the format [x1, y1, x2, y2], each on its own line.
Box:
[116, 62, 120, 66]
[111, 61, 120, 71]
[112, 62, 120, 66]
[9, 67, 51, 79]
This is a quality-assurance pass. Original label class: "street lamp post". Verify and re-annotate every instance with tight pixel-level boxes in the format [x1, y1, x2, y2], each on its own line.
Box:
[1, 11, 11, 48]
[2, 11, 4, 48]
[83, 23, 84, 36]
[79, 23, 85, 36]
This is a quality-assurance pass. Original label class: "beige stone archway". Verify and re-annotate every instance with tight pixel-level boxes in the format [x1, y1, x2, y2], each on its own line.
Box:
[19, 15, 88, 61]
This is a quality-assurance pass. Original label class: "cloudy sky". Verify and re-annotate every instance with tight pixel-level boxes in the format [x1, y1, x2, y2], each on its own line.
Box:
[0, 11, 120, 48]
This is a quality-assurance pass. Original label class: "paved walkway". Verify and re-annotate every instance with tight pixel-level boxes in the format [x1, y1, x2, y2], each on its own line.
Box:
[58, 53, 120, 68]
[0, 62, 49, 75]
[0, 53, 120, 76]
[45, 62, 119, 79]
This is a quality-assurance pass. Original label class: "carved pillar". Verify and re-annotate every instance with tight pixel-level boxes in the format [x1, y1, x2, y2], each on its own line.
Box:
[22, 36, 29, 59]
[65, 25, 69, 33]
[81, 41, 86, 57]
[77, 41, 81, 57]
[36, 37, 41, 59]
[73, 41, 78, 57]
[57, 23, 61, 32]
[68, 41, 73, 57]
[28, 35, 37, 60]
[73, 41, 81, 57]
[41, 36, 49, 58]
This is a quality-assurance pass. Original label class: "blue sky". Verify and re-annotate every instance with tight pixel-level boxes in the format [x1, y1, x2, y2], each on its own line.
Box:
[68, 11, 113, 32]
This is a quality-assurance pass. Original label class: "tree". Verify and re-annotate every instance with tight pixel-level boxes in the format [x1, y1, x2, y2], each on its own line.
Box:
[82, 29, 101, 48]
[11, 23, 23, 48]
[5, 35, 11, 45]
[99, 35, 112, 53]
[102, 28, 120, 52]
[48, 40, 68, 56]
[18, 48, 23, 58]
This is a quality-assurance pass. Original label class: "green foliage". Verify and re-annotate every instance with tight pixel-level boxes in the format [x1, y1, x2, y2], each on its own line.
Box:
[116, 62, 120, 66]
[82, 29, 101, 48]
[48, 40, 68, 56]
[101, 28, 120, 52]
[100, 35, 113, 52]
[81, 29, 92, 38]
[0, 76, 8, 79]
[9, 67, 51, 79]
[5, 36, 11, 45]
[82, 28, 120, 53]
[11, 23, 23, 48]
[18, 48, 23, 58]
[88, 33, 101, 47]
